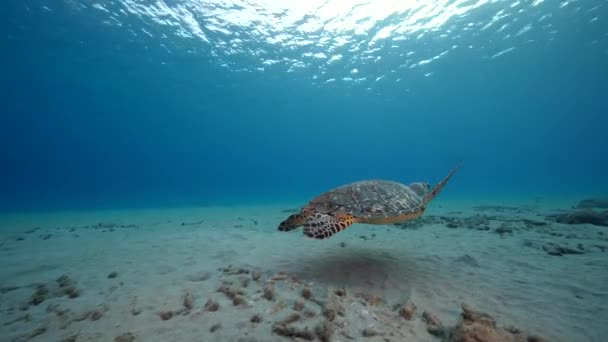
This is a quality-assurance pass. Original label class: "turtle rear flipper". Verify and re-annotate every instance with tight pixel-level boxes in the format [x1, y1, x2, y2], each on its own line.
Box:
[303, 213, 356, 239]
[422, 163, 462, 206]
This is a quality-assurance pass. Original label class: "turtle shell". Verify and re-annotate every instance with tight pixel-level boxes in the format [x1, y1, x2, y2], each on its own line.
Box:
[304, 180, 426, 220]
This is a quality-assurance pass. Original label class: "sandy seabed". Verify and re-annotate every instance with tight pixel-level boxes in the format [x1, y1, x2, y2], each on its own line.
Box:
[1, 198, 607, 342]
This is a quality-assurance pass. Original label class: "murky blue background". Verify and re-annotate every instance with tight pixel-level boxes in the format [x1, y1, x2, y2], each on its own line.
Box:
[2, 0, 607, 210]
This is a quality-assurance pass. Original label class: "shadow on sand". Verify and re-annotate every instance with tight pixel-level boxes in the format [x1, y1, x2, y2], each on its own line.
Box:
[281, 246, 426, 300]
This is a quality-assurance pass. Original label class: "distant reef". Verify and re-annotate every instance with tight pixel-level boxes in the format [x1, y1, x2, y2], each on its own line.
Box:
[575, 198, 608, 209]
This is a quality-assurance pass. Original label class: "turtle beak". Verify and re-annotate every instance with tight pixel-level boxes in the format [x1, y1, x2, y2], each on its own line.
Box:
[278, 221, 289, 231]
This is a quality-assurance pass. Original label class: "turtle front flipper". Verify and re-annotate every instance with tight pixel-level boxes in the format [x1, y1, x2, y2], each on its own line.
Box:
[278, 212, 309, 231]
[303, 213, 356, 239]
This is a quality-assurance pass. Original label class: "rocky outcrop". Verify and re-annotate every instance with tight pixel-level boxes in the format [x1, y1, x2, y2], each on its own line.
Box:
[548, 210, 608, 227]
[447, 304, 545, 342]
[576, 198, 608, 209]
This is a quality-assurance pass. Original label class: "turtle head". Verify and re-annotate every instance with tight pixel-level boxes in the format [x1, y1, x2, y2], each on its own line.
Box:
[278, 212, 308, 231]
[409, 182, 431, 197]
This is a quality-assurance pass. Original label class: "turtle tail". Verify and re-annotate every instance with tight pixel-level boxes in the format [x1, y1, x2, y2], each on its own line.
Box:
[422, 163, 462, 206]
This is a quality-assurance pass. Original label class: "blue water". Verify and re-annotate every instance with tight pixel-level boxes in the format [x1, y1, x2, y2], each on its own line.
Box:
[2, 0, 608, 211]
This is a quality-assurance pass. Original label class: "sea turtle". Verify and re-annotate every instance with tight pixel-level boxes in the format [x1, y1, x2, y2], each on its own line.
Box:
[278, 164, 461, 239]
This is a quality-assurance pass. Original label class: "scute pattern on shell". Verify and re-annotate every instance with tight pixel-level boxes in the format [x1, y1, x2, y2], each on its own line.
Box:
[305, 180, 424, 219]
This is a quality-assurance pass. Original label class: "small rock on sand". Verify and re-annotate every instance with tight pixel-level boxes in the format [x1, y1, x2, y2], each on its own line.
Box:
[399, 302, 417, 320]
[1, 285, 20, 294]
[233, 295, 248, 306]
[422, 311, 444, 336]
[362, 327, 380, 337]
[495, 226, 513, 235]
[301, 288, 312, 300]
[293, 300, 305, 311]
[89, 309, 105, 321]
[272, 324, 315, 340]
[114, 332, 136, 342]
[29, 285, 49, 305]
[72, 311, 91, 322]
[185, 271, 211, 282]
[60, 334, 79, 342]
[334, 288, 346, 297]
[454, 255, 480, 267]
[183, 291, 195, 310]
[158, 311, 174, 321]
[277, 312, 300, 325]
[263, 285, 275, 301]
[204, 299, 220, 312]
[29, 326, 47, 339]
[542, 243, 585, 256]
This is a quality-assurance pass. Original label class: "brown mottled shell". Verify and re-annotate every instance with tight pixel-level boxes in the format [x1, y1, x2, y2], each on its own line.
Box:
[304, 180, 425, 220]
